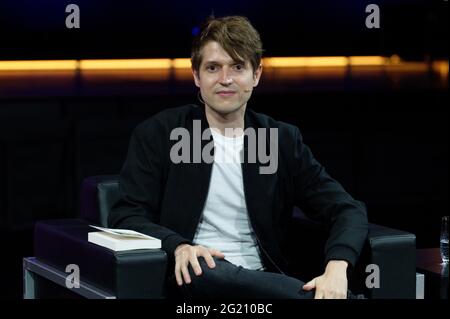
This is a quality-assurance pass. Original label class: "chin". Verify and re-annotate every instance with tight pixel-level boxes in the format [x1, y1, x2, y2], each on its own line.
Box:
[207, 101, 244, 115]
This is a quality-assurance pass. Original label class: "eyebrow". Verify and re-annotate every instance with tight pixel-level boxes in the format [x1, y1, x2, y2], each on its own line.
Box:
[203, 60, 245, 66]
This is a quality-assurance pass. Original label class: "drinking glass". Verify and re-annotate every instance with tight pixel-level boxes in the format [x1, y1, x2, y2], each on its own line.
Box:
[440, 216, 449, 263]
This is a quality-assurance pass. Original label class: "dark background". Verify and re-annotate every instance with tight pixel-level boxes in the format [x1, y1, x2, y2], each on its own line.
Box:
[0, 0, 447, 59]
[0, 0, 448, 299]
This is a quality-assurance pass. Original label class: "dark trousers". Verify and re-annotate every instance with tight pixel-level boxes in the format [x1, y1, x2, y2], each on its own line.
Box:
[168, 257, 360, 299]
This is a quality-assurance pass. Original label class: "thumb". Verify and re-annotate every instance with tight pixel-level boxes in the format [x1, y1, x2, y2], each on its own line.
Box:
[303, 279, 316, 291]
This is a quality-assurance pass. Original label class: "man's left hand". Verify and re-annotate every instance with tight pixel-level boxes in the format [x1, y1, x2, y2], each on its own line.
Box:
[302, 260, 349, 299]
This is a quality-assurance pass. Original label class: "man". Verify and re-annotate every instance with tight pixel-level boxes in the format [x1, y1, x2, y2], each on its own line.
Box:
[109, 16, 368, 299]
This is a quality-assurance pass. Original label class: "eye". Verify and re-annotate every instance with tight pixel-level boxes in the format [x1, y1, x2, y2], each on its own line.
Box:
[206, 65, 218, 72]
[233, 64, 244, 71]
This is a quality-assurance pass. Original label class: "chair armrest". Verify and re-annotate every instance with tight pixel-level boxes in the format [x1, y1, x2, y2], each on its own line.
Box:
[355, 223, 416, 299]
[289, 210, 416, 299]
[34, 219, 167, 299]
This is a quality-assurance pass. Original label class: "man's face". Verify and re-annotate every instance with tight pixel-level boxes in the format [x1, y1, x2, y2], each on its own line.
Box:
[193, 41, 262, 116]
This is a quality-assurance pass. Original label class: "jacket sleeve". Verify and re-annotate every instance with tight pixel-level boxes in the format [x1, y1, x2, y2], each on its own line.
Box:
[108, 119, 192, 259]
[292, 127, 368, 268]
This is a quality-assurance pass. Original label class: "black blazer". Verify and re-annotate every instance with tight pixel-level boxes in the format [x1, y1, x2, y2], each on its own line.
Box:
[109, 104, 368, 273]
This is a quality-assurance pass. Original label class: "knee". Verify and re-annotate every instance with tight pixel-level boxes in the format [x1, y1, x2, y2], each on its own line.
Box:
[187, 257, 222, 286]
[178, 258, 226, 298]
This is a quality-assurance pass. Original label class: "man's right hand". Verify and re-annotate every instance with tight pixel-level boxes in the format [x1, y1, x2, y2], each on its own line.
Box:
[174, 244, 225, 286]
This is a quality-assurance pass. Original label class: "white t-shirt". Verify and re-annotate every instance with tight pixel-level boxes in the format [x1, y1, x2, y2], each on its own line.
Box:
[193, 128, 264, 270]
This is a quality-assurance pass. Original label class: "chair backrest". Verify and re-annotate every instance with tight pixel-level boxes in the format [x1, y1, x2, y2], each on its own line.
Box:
[80, 175, 120, 227]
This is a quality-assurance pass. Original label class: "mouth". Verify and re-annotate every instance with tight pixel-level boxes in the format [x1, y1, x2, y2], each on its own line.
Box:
[216, 90, 237, 97]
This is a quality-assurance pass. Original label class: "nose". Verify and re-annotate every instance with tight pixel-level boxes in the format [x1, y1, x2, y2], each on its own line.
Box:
[219, 68, 233, 85]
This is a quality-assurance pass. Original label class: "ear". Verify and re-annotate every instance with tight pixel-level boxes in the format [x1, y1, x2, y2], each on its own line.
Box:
[253, 64, 263, 88]
[192, 69, 201, 88]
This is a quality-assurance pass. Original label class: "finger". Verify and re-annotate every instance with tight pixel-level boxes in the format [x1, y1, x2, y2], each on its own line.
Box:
[323, 291, 333, 299]
[181, 263, 192, 285]
[338, 291, 347, 299]
[202, 252, 217, 269]
[303, 279, 315, 291]
[175, 263, 183, 286]
[189, 255, 203, 276]
[314, 291, 324, 299]
[327, 291, 340, 299]
[209, 248, 225, 259]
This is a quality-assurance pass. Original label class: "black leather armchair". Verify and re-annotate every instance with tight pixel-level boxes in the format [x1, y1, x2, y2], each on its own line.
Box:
[27, 175, 417, 299]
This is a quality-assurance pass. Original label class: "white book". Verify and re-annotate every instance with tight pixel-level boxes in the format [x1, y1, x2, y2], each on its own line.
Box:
[88, 225, 161, 251]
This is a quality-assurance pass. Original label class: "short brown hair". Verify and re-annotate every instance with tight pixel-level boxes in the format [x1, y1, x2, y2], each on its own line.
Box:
[191, 16, 263, 74]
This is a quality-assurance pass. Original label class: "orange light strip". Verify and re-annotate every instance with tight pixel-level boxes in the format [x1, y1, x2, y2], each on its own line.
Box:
[172, 58, 191, 69]
[79, 59, 172, 70]
[0, 57, 447, 71]
[264, 57, 348, 67]
[0, 60, 78, 70]
[432, 60, 449, 79]
[348, 56, 387, 66]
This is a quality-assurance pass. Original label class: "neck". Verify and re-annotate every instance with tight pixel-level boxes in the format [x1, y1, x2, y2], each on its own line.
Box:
[204, 104, 246, 136]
